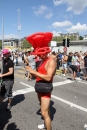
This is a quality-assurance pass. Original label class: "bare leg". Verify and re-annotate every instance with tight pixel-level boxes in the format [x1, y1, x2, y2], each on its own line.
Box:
[8, 97, 12, 106]
[41, 97, 51, 130]
[73, 71, 77, 79]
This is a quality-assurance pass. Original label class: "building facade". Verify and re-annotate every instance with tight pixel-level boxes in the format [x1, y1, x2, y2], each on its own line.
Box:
[84, 35, 87, 40]
[3, 38, 20, 51]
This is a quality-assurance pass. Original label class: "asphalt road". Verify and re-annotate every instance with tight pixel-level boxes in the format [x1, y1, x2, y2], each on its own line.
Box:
[0, 62, 87, 130]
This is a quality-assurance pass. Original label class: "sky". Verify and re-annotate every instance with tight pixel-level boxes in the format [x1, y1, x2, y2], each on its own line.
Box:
[0, 0, 87, 39]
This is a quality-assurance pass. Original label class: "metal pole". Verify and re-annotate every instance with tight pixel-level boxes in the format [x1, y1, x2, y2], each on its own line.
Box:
[65, 37, 67, 54]
[2, 17, 4, 50]
[1, 17, 4, 74]
[65, 37, 67, 47]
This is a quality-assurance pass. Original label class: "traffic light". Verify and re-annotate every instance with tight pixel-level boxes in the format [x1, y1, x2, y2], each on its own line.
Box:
[62, 39, 66, 46]
[67, 38, 70, 47]
[16, 40, 19, 47]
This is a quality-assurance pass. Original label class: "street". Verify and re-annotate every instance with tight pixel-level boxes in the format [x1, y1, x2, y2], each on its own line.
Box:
[0, 62, 87, 130]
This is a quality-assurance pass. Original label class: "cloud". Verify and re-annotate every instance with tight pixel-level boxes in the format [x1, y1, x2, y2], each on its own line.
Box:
[67, 23, 87, 33]
[45, 12, 53, 19]
[53, 0, 87, 14]
[53, 0, 62, 6]
[51, 20, 72, 28]
[33, 5, 48, 15]
[63, 14, 73, 19]
[0, 34, 19, 39]
[33, 5, 53, 19]
[53, 31, 62, 36]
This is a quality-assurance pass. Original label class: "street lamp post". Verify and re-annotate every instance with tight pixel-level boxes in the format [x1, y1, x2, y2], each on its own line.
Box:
[2, 17, 4, 50]
[1, 17, 4, 74]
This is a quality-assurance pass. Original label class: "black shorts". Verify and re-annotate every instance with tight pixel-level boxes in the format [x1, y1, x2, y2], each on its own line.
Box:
[0, 80, 14, 98]
[69, 65, 78, 73]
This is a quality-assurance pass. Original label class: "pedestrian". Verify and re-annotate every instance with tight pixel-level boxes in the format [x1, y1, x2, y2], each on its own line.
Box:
[26, 32, 56, 130]
[24, 51, 29, 78]
[0, 49, 14, 111]
[27, 51, 36, 80]
[68, 64, 78, 80]
[62, 53, 68, 76]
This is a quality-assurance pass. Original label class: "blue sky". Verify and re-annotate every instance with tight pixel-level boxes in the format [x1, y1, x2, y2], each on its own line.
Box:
[0, 0, 87, 39]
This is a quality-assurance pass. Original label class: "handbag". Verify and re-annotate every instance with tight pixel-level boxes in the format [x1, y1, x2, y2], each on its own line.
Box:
[34, 81, 53, 93]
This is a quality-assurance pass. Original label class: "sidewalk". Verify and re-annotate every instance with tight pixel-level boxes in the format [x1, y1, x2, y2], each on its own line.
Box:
[56, 67, 63, 75]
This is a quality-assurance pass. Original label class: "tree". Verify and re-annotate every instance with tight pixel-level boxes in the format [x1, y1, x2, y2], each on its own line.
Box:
[79, 36, 83, 40]
[0, 41, 2, 49]
[21, 39, 32, 49]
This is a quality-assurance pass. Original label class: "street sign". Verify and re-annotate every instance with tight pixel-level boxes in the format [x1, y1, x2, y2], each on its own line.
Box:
[63, 47, 67, 52]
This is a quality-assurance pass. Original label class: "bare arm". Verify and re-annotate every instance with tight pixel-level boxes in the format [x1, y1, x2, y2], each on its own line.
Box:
[2, 68, 13, 77]
[24, 57, 29, 65]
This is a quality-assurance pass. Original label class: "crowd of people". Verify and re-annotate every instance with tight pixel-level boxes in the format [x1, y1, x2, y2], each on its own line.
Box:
[15, 50, 87, 82]
[50, 51, 87, 81]
[0, 31, 87, 130]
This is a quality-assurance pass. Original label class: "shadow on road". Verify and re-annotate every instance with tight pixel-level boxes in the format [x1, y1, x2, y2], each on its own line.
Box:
[6, 123, 20, 130]
[0, 94, 25, 130]
[50, 100, 56, 121]
[12, 94, 25, 106]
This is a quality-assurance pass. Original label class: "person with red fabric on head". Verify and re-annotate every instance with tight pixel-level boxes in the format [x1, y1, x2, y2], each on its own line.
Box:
[26, 32, 56, 130]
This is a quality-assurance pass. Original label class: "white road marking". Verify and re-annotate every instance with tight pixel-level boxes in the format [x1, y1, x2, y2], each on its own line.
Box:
[13, 87, 34, 96]
[78, 81, 87, 85]
[56, 75, 66, 79]
[51, 95, 87, 113]
[20, 82, 33, 88]
[12, 81, 87, 113]
[56, 75, 87, 85]
[53, 80, 73, 87]
[20, 80, 73, 89]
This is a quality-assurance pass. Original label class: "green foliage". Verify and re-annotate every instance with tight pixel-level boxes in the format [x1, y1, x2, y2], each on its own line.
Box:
[52, 35, 82, 42]
[21, 39, 32, 49]
[52, 36, 65, 42]
[79, 36, 83, 40]
[0, 41, 2, 49]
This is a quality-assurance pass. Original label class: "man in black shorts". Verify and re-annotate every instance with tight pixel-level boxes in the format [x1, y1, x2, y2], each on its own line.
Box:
[0, 49, 14, 110]
[68, 65, 78, 80]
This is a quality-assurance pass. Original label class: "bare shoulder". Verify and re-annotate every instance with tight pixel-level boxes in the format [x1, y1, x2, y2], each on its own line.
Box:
[48, 58, 56, 66]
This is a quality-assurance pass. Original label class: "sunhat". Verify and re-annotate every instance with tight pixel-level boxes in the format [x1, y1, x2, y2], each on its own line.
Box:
[2, 49, 10, 55]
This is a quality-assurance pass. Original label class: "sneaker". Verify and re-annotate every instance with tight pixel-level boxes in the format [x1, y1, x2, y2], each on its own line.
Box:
[6, 105, 11, 111]
[62, 74, 65, 76]
[38, 124, 46, 129]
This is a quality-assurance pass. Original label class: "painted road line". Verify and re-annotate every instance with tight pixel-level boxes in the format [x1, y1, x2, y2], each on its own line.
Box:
[78, 80, 87, 85]
[13, 87, 34, 96]
[55, 75, 67, 79]
[20, 82, 33, 88]
[13, 86, 87, 113]
[52, 95, 87, 113]
[20, 80, 73, 89]
[53, 80, 73, 87]
[18, 82, 87, 113]
[56, 75, 87, 85]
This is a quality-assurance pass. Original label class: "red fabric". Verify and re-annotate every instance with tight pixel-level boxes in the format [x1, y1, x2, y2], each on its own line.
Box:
[31, 47, 51, 55]
[26, 32, 53, 55]
[38, 92, 51, 98]
[26, 32, 53, 49]
[35, 56, 39, 62]
[36, 58, 53, 82]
